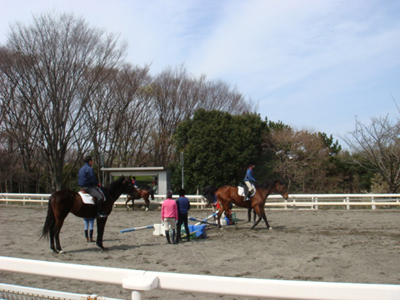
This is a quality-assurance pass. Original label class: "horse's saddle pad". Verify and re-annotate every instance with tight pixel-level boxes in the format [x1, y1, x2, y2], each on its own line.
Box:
[237, 186, 246, 197]
[237, 186, 255, 197]
[78, 192, 95, 204]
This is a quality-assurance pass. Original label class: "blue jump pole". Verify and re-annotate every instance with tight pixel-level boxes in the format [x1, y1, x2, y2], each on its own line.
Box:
[189, 217, 218, 226]
[120, 225, 154, 233]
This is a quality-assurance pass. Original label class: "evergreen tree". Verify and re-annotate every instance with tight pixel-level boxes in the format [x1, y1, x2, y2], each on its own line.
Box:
[173, 109, 268, 193]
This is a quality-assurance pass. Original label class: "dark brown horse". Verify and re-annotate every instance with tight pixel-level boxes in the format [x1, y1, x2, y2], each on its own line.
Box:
[41, 176, 134, 253]
[205, 180, 288, 229]
[125, 186, 154, 211]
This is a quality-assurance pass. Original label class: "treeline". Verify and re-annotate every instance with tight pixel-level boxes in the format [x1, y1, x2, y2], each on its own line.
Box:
[1, 12, 399, 194]
[0, 12, 255, 192]
[170, 109, 371, 194]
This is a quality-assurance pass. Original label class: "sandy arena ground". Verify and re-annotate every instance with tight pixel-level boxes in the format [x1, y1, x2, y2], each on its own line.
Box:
[0, 204, 399, 299]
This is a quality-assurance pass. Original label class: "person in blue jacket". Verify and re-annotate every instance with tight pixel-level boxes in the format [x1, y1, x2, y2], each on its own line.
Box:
[78, 156, 107, 218]
[244, 164, 256, 201]
[175, 188, 191, 243]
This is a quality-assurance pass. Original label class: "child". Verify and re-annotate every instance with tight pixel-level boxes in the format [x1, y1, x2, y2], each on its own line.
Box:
[83, 218, 95, 242]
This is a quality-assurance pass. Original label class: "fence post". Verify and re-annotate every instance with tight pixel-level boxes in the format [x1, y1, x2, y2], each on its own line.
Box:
[314, 197, 319, 210]
[131, 291, 143, 300]
[371, 196, 376, 210]
[346, 197, 350, 210]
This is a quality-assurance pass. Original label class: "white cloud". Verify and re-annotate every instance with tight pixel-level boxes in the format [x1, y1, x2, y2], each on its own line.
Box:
[0, 0, 399, 144]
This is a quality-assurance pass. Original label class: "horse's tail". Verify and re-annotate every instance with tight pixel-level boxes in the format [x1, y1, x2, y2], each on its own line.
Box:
[202, 186, 218, 206]
[41, 195, 55, 240]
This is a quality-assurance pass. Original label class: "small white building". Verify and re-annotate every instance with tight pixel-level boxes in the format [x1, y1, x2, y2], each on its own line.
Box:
[101, 167, 171, 195]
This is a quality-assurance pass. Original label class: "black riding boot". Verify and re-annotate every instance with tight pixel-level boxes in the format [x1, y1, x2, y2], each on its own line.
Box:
[89, 229, 94, 242]
[85, 230, 89, 242]
[245, 191, 251, 201]
[171, 229, 176, 244]
[96, 201, 107, 218]
[165, 230, 171, 244]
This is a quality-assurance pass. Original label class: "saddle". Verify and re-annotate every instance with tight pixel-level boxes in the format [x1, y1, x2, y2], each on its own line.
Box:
[238, 183, 255, 198]
[79, 191, 95, 204]
[79, 191, 107, 205]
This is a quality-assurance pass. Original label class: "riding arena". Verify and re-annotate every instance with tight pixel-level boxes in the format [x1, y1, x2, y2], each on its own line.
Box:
[1, 192, 399, 300]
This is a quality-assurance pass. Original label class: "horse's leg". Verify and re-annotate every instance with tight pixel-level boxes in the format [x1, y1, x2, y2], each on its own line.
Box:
[145, 197, 149, 211]
[96, 217, 108, 250]
[251, 206, 263, 229]
[247, 207, 252, 222]
[260, 207, 271, 230]
[217, 205, 224, 229]
[53, 217, 66, 253]
[54, 227, 63, 253]
[49, 226, 56, 252]
[46, 218, 57, 252]
[125, 198, 130, 210]
[223, 202, 234, 225]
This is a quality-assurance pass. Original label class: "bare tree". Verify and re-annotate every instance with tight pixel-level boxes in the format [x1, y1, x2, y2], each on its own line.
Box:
[148, 65, 257, 166]
[201, 79, 257, 114]
[0, 12, 126, 190]
[0, 48, 42, 191]
[271, 128, 332, 193]
[342, 115, 400, 192]
[86, 63, 153, 171]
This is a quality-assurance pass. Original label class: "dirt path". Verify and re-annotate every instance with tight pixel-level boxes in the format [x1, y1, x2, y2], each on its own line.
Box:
[1, 205, 399, 299]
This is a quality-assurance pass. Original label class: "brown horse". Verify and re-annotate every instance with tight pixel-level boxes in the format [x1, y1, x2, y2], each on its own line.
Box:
[41, 176, 134, 253]
[125, 186, 154, 211]
[205, 180, 288, 230]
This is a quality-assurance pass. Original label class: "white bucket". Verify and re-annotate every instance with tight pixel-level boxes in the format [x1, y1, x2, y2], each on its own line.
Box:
[152, 223, 166, 236]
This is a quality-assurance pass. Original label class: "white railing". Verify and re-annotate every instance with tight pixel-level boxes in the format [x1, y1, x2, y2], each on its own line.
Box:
[0, 283, 121, 300]
[1, 193, 399, 209]
[1, 256, 399, 300]
[265, 194, 400, 210]
[0, 193, 206, 208]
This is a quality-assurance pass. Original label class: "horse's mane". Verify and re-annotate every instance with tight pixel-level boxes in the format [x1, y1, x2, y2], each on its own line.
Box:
[106, 176, 126, 191]
[260, 179, 283, 189]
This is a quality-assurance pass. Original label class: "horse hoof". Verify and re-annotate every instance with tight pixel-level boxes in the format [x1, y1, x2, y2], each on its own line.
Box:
[57, 250, 66, 254]
[145, 208, 149, 211]
[268, 227, 273, 231]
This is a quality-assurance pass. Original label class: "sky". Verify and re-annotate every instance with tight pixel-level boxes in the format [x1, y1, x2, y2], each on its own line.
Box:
[1, 0, 399, 147]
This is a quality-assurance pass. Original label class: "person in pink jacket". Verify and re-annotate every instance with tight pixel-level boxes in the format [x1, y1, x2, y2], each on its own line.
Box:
[161, 190, 178, 244]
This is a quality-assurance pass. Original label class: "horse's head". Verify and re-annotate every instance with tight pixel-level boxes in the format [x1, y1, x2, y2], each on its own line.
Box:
[121, 176, 137, 194]
[273, 180, 289, 200]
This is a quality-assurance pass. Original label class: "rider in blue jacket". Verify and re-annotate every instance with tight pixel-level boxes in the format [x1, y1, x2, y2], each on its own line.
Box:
[244, 164, 256, 201]
[78, 156, 107, 218]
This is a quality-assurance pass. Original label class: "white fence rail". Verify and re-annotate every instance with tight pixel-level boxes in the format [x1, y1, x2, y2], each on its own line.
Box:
[1, 193, 400, 209]
[1, 256, 399, 300]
